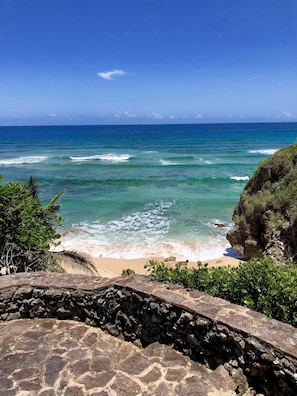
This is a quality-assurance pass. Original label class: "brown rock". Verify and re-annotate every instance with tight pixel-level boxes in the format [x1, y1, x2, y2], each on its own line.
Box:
[119, 352, 151, 375]
[141, 366, 162, 383]
[164, 256, 176, 262]
[110, 372, 142, 395]
[44, 355, 66, 387]
[165, 367, 187, 382]
[69, 359, 90, 377]
[64, 386, 85, 396]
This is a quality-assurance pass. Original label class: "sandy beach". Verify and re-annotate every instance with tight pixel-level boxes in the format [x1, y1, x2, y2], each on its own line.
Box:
[92, 254, 242, 278]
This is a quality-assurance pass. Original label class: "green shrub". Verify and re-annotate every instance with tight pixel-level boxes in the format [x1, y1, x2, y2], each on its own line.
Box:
[144, 258, 297, 327]
[121, 268, 135, 276]
[0, 176, 65, 274]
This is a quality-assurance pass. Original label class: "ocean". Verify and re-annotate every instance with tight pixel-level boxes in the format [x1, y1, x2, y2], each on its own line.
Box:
[0, 123, 296, 261]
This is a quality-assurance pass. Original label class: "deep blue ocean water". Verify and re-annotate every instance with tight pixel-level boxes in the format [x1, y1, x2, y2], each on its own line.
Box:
[0, 123, 296, 260]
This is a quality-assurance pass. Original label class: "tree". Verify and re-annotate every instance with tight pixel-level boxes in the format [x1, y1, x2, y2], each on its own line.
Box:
[0, 176, 98, 275]
[0, 176, 65, 274]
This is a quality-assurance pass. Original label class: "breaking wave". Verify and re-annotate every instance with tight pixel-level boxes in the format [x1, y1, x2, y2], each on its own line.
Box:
[0, 156, 47, 165]
[70, 154, 131, 162]
[248, 149, 278, 155]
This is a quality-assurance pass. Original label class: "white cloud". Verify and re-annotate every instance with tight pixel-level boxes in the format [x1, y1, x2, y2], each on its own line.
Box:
[115, 111, 137, 118]
[282, 111, 293, 118]
[152, 112, 163, 119]
[49, 113, 57, 117]
[98, 69, 127, 80]
[194, 113, 202, 119]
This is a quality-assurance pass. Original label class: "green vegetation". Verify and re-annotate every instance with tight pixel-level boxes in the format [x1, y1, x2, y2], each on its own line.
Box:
[0, 176, 98, 276]
[144, 258, 297, 327]
[240, 144, 297, 224]
[229, 143, 297, 261]
[121, 268, 136, 276]
[0, 176, 65, 274]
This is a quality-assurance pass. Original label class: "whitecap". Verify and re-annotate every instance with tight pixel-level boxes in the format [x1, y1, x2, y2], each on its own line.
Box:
[99, 154, 130, 162]
[248, 149, 278, 155]
[196, 157, 214, 165]
[0, 156, 47, 165]
[70, 154, 131, 162]
[230, 176, 249, 181]
[70, 155, 101, 161]
[160, 159, 178, 165]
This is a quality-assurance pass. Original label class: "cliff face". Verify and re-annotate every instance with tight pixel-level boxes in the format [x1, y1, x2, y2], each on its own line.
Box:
[227, 143, 297, 263]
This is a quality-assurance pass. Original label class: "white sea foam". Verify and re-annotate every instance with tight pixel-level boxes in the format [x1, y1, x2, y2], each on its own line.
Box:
[0, 156, 47, 165]
[230, 176, 249, 181]
[70, 154, 131, 162]
[196, 157, 214, 165]
[53, 202, 231, 262]
[160, 159, 178, 165]
[53, 237, 230, 262]
[99, 154, 131, 162]
[248, 149, 278, 155]
[81, 200, 174, 237]
[70, 155, 100, 161]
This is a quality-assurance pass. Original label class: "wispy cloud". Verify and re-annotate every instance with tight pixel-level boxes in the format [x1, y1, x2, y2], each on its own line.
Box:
[115, 111, 137, 119]
[98, 69, 127, 80]
[152, 112, 163, 119]
[282, 111, 294, 118]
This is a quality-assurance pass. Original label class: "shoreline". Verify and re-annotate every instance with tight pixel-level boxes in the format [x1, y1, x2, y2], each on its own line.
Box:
[91, 254, 242, 278]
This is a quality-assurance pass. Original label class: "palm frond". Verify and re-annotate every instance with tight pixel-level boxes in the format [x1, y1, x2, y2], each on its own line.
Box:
[44, 189, 66, 218]
[25, 176, 39, 199]
[52, 250, 99, 276]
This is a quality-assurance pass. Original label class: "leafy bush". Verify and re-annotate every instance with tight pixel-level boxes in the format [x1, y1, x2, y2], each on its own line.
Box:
[144, 258, 297, 327]
[121, 268, 135, 276]
[0, 176, 65, 274]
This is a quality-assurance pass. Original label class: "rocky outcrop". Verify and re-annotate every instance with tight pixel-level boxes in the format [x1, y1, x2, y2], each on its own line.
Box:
[227, 143, 297, 262]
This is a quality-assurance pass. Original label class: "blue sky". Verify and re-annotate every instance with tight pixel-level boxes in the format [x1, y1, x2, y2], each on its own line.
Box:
[0, 0, 296, 125]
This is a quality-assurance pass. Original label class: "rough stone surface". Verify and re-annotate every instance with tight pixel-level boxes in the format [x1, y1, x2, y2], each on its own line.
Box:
[0, 319, 237, 395]
[0, 272, 296, 395]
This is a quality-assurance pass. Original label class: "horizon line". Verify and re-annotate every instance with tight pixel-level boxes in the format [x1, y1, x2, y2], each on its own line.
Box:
[1, 120, 297, 128]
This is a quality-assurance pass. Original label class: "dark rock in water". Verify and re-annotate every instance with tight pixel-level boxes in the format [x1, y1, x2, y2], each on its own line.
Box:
[214, 223, 226, 228]
[227, 143, 297, 263]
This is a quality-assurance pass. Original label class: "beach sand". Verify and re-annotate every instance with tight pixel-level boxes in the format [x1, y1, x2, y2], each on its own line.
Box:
[92, 254, 242, 278]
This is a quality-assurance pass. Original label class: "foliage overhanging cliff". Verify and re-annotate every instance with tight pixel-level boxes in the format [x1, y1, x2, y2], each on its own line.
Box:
[227, 143, 297, 263]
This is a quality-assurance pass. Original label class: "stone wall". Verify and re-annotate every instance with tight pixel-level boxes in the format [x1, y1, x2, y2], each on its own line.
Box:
[0, 272, 296, 395]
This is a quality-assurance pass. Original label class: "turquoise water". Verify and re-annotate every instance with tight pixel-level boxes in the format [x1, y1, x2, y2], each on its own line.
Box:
[0, 123, 296, 260]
